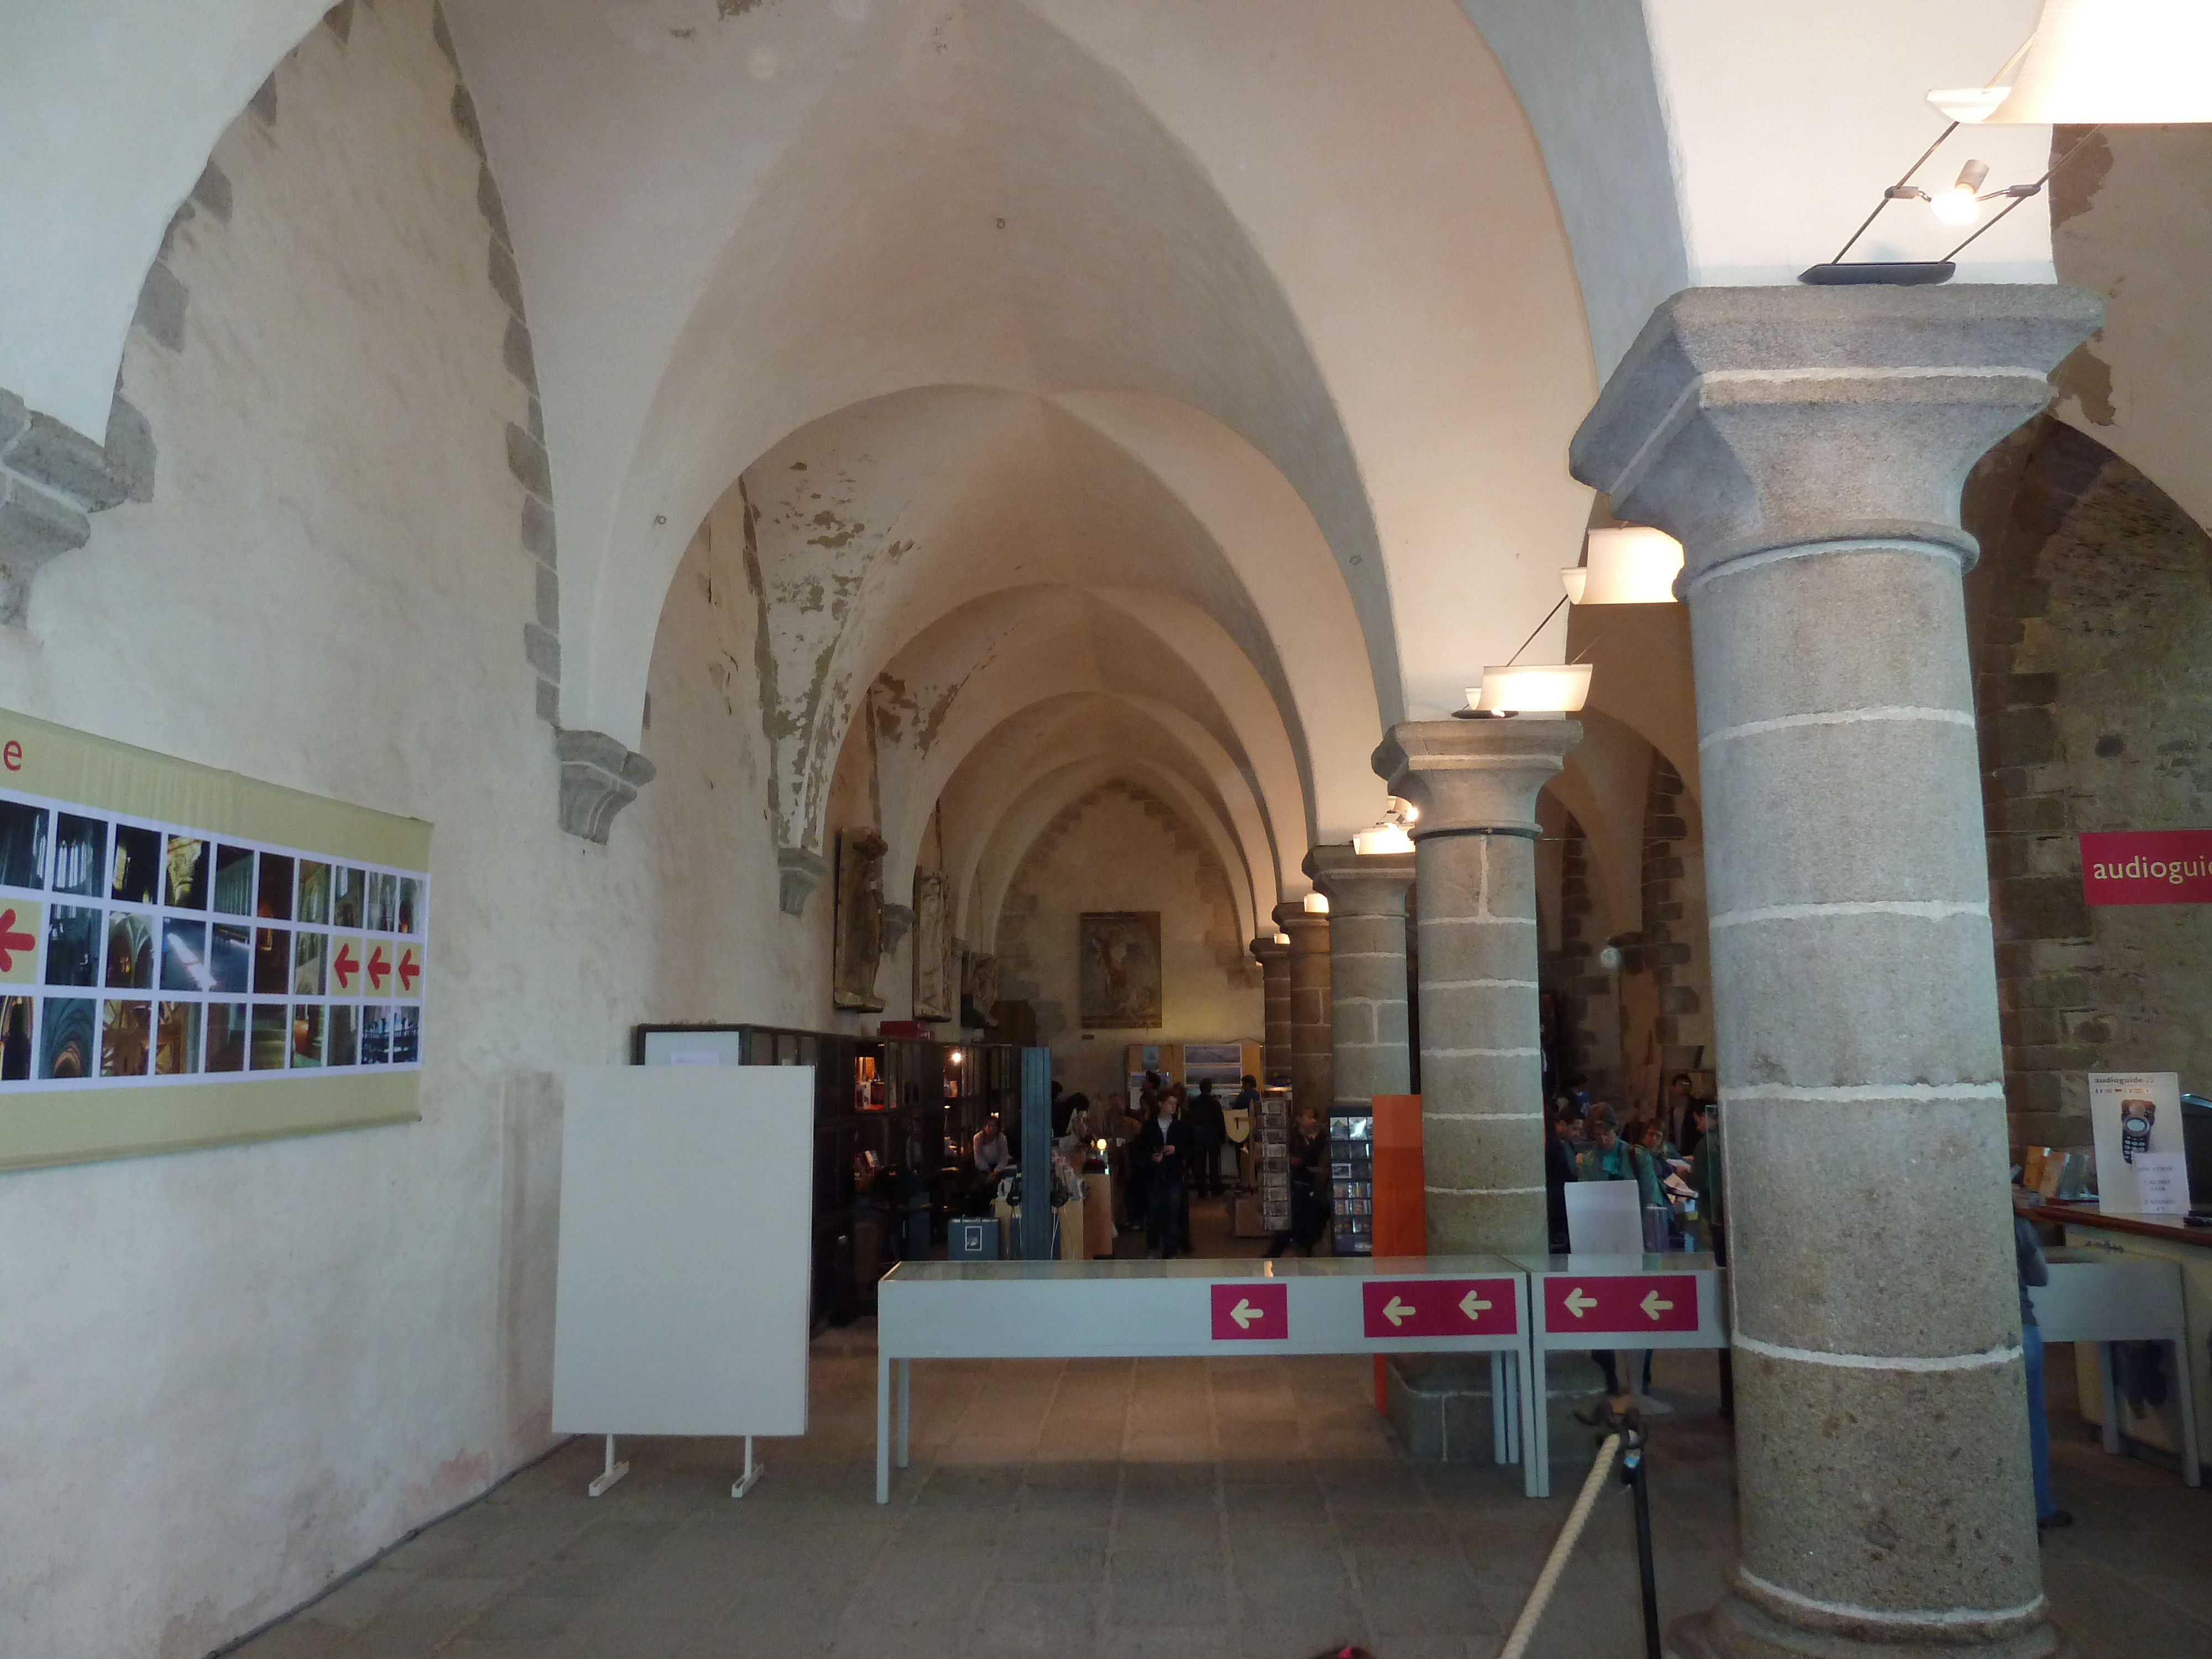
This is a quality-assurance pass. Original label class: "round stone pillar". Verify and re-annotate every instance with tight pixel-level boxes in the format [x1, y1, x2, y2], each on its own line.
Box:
[1271, 901, 1332, 1115]
[1249, 935, 1291, 1090]
[1571, 284, 2102, 1659]
[1374, 720, 1578, 1255]
[1305, 843, 1416, 1113]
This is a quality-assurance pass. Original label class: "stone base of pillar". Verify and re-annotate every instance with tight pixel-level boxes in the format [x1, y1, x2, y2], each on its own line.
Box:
[1669, 1586, 2060, 1659]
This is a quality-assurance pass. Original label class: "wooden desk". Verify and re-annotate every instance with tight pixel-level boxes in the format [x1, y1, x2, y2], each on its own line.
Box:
[2017, 1197, 2212, 1480]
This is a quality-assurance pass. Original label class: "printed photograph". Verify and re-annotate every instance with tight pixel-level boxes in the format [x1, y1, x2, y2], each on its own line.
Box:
[297, 860, 330, 926]
[0, 994, 31, 1079]
[213, 845, 254, 914]
[290, 1004, 324, 1068]
[253, 926, 290, 995]
[0, 799, 49, 890]
[109, 824, 160, 906]
[45, 905, 100, 988]
[105, 912, 154, 990]
[249, 1003, 289, 1071]
[52, 813, 105, 897]
[256, 852, 293, 921]
[209, 924, 251, 994]
[205, 1003, 247, 1072]
[327, 1003, 359, 1067]
[292, 930, 326, 997]
[154, 1001, 202, 1076]
[39, 998, 94, 1079]
[1078, 911, 1164, 1029]
[390, 1003, 420, 1065]
[160, 918, 212, 993]
[361, 1003, 393, 1066]
[101, 999, 151, 1077]
[164, 835, 209, 910]
[331, 866, 363, 929]
[398, 877, 419, 935]
[366, 872, 397, 933]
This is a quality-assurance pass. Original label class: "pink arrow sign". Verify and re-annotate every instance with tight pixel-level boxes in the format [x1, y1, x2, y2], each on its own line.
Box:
[1211, 1282, 1287, 1341]
[1543, 1274, 1699, 1335]
[1361, 1277, 1517, 1338]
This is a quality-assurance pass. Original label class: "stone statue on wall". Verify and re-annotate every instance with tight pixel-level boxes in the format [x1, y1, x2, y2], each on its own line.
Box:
[967, 951, 1000, 1025]
[831, 826, 889, 1010]
[911, 869, 953, 1021]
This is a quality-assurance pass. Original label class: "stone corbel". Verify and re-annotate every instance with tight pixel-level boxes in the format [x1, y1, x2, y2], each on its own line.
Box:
[555, 728, 655, 843]
[880, 903, 916, 954]
[777, 847, 829, 916]
[0, 388, 156, 625]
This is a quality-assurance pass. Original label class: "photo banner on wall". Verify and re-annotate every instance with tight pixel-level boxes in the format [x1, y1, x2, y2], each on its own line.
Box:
[0, 707, 430, 1172]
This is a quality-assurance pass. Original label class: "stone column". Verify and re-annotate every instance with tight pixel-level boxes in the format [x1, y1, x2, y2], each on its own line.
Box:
[1570, 284, 2101, 1659]
[1250, 935, 1292, 1089]
[1305, 844, 1416, 1113]
[1376, 721, 1578, 1255]
[1272, 901, 1333, 1115]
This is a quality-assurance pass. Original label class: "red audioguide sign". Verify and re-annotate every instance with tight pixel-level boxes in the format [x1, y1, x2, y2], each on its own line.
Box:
[1541, 1274, 1699, 1335]
[1360, 1278, 1517, 1338]
[2081, 830, 2212, 906]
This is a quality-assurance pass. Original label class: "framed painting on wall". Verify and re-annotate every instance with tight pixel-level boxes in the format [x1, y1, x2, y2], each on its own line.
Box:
[1079, 911, 1161, 1030]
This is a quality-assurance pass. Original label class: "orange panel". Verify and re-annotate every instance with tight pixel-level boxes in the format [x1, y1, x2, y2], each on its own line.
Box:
[1370, 1094, 1425, 1258]
[1369, 1093, 1423, 1415]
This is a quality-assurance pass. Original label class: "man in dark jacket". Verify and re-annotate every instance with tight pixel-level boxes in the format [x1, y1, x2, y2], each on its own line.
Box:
[1187, 1078, 1228, 1198]
[1129, 1092, 1195, 1258]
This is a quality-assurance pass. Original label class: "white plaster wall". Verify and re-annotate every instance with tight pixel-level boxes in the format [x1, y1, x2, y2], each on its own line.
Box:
[0, 8, 805, 1654]
[993, 781, 1261, 1105]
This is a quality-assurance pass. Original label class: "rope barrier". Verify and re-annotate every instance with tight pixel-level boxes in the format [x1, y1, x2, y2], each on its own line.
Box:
[1495, 1432, 1622, 1659]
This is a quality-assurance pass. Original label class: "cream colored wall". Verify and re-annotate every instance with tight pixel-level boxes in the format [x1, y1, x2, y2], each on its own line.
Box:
[0, 9, 806, 1655]
[993, 781, 1261, 1105]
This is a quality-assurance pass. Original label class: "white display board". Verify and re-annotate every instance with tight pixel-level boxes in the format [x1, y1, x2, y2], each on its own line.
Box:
[2089, 1071, 2189, 1214]
[551, 1065, 813, 1438]
[1564, 1178, 1644, 1254]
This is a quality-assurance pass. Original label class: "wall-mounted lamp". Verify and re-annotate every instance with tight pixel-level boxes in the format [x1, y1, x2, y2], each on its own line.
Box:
[1459, 662, 1592, 718]
[1302, 891, 1331, 915]
[1353, 821, 1415, 855]
[948, 1049, 963, 1065]
[1561, 527, 1684, 606]
[1806, 0, 2212, 286]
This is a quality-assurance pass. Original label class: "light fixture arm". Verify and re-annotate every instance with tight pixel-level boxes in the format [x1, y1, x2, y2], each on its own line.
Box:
[1503, 593, 1569, 668]
[1829, 120, 1959, 264]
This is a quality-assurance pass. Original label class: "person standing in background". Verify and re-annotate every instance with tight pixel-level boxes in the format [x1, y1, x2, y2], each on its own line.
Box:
[2017, 1215, 2071, 1531]
[1130, 1091, 1193, 1258]
[1187, 1078, 1227, 1198]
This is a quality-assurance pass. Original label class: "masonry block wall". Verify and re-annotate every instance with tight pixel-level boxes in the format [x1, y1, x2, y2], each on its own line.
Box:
[1966, 414, 2212, 1149]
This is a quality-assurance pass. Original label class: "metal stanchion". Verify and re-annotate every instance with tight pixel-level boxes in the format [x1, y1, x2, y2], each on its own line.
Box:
[1495, 1402, 1665, 1659]
[1618, 1412, 1662, 1659]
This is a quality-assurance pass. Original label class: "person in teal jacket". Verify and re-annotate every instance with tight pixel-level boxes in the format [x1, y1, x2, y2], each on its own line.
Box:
[1574, 1106, 1664, 1209]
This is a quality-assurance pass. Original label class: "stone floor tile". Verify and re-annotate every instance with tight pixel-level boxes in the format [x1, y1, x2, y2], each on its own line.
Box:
[995, 1525, 1113, 1583]
[1096, 1625, 1234, 1659]
[1105, 1549, 1231, 1625]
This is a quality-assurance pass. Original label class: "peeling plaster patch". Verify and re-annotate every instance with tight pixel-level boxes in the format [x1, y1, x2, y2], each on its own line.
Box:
[2049, 125, 2114, 231]
[717, 0, 769, 18]
[806, 509, 865, 549]
[2054, 338, 2118, 427]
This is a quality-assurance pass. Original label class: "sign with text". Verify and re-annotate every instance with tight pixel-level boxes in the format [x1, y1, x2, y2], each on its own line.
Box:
[1541, 1273, 1700, 1334]
[1360, 1277, 1517, 1338]
[2089, 1072, 2187, 1215]
[2081, 830, 2212, 905]
[1210, 1281, 1287, 1341]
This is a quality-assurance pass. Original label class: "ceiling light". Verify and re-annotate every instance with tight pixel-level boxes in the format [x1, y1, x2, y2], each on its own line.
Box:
[1272, 931, 1291, 946]
[1931, 0, 2212, 125]
[1464, 663, 1592, 717]
[1563, 527, 1683, 605]
[1302, 892, 1330, 914]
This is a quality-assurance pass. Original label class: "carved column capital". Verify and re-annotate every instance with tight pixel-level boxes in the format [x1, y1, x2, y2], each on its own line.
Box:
[1305, 842, 1416, 919]
[1374, 718, 1579, 837]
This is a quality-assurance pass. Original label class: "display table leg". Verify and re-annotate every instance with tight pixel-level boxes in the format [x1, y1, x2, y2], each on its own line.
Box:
[898, 1359, 911, 1468]
[731, 1435, 764, 1499]
[587, 1433, 629, 1499]
[876, 1352, 891, 1504]
[2099, 1342, 2122, 1457]
[1526, 1346, 1550, 1499]
[2172, 1338, 2203, 1488]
